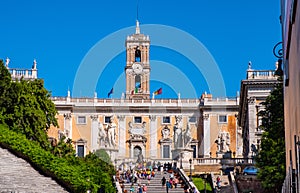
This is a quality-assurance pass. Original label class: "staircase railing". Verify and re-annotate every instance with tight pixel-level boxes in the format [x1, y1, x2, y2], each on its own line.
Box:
[176, 168, 199, 192]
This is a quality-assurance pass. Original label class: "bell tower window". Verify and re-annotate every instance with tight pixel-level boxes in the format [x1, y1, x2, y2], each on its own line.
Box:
[135, 46, 141, 62]
[135, 75, 141, 89]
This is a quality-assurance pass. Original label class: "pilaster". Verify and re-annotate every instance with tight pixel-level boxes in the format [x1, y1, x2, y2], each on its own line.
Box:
[247, 96, 256, 157]
[149, 115, 157, 158]
[63, 113, 72, 139]
[90, 115, 99, 152]
[117, 115, 126, 158]
[203, 114, 211, 157]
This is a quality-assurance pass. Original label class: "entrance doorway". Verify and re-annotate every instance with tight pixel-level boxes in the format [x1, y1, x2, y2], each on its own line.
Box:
[133, 146, 142, 159]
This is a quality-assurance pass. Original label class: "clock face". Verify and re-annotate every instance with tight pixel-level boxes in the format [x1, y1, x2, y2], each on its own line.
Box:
[132, 63, 143, 74]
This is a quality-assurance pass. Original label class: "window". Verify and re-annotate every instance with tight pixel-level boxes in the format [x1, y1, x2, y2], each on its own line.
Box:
[134, 116, 142, 124]
[218, 115, 227, 123]
[191, 145, 197, 158]
[104, 116, 111, 123]
[162, 116, 170, 124]
[163, 145, 170, 158]
[77, 145, 84, 158]
[135, 75, 141, 88]
[189, 116, 197, 123]
[77, 116, 86, 124]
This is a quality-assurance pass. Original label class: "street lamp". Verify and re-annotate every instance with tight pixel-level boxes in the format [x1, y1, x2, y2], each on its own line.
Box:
[189, 158, 192, 181]
[180, 152, 183, 169]
[129, 161, 132, 173]
[204, 174, 207, 193]
[233, 151, 236, 175]
[204, 173, 207, 193]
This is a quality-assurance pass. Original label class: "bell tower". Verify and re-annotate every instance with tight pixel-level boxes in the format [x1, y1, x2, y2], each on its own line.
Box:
[125, 20, 150, 99]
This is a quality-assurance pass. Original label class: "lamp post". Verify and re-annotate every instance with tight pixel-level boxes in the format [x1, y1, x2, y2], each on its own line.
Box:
[204, 173, 207, 193]
[233, 151, 236, 175]
[115, 159, 117, 171]
[129, 161, 132, 173]
[180, 152, 183, 169]
[189, 158, 192, 181]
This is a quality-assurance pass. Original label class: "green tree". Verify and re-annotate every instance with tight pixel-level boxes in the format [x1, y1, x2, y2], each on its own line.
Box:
[255, 80, 285, 193]
[0, 60, 58, 149]
[0, 59, 12, 122]
[94, 149, 113, 164]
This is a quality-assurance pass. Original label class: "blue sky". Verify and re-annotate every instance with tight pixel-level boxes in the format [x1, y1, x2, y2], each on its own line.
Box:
[0, 1, 282, 98]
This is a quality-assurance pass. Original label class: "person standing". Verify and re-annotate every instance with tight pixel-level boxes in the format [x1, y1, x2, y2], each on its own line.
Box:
[161, 176, 166, 187]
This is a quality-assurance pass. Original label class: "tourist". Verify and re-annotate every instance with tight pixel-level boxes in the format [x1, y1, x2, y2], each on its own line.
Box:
[216, 176, 221, 188]
[183, 184, 189, 193]
[129, 184, 135, 193]
[143, 184, 147, 193]
[191, 187, 198, 193]
[173, 177, 179, 188]
[138, 184, 143, 193]
[161, 176, 166, 187]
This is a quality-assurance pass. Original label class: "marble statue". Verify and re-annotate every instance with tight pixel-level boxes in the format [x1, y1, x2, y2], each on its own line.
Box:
[174, 115, 183, 148]
[161, 125, 170, 139]
[218, 132, 230, 152]
[98, 122, 106, 147]
[184, 124, 192, 147]
[137, 151, 144, 163]
[5, 57, 10, 67]
[106, 116, 117, 147]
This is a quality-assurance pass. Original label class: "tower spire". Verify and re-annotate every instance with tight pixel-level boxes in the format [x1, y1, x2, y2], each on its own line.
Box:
[135, 20, 140, 34]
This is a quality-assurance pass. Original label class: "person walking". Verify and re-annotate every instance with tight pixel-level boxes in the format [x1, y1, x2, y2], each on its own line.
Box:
[143, 184, 147, 193]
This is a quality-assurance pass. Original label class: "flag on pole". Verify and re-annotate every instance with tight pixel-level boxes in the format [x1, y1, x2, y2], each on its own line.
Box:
[154, 88, 162, 95]
[131, 88, 139, 94]
[107, 88, 113, 98]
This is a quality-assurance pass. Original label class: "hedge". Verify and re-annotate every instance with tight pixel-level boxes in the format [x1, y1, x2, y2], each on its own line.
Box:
[0, 125, 115, 193]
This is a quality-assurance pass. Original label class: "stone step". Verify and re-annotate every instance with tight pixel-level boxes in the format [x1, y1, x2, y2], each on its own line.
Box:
[0, 147, 69, 193]
[120, 172, 186, 193]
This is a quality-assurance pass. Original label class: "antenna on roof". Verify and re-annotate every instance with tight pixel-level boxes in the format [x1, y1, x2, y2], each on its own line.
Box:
[136, 0, 139, 21]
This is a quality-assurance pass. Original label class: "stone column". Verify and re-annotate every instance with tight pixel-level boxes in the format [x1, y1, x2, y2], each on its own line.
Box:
[117, 115, 126, 158]
[63, 113, 72, 139]
[203, 114, 210, 157]
[90, 115, 99, 152]
[149, 115, 157, 158]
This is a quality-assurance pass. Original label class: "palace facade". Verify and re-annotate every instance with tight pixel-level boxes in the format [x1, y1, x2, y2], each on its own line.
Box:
[4, 21, 279, 170]
[47, 21, 240, 167]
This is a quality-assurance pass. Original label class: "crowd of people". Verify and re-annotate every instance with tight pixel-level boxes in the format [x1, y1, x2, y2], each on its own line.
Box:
[116, 163, 198, 193]
[118, 168, 155, 193]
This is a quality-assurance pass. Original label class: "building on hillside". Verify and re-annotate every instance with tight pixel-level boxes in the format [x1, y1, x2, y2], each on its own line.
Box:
[238, 63, 279, 159]
[4, 57, 38, 81]
[47, 21, 240, 168]
[280, 0, 300, 192]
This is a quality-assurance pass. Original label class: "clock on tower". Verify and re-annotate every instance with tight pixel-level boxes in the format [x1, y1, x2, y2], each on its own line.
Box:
[125, 21, 150, 99]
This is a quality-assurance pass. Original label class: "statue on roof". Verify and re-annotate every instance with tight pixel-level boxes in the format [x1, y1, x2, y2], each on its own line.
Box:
[5, 57, 10, 68]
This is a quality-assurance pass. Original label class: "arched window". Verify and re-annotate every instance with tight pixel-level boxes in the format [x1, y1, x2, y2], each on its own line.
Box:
[135, 75, 141, 88]
[135, 46, 141, 62]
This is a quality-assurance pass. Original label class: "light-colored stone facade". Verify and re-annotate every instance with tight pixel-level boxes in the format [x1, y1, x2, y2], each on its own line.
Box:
[47, 22, 240, 167]
[238, 66, 279, 159]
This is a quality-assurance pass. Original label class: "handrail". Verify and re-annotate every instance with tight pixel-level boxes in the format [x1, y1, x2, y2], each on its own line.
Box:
[177, 168, 199, 192]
